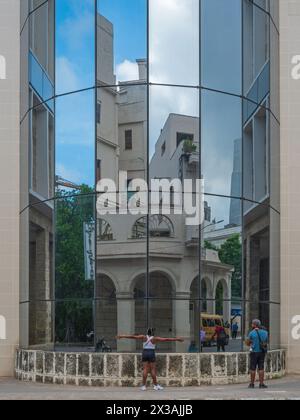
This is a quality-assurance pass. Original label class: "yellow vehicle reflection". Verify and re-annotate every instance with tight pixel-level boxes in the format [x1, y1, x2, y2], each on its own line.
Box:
[201, 314, 230, 346]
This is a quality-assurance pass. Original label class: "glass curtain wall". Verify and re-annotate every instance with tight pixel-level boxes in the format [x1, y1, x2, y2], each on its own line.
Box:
[20, 0, 280, 353]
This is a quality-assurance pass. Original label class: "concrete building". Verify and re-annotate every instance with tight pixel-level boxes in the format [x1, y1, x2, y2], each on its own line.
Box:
[204, 226, 241, 250]
[19, 0, 55, 351]
[0, 0, 20, 376]
[1, 0, 300, 379]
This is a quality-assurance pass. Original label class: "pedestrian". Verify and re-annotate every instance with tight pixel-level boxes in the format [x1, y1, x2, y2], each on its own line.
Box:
[246, 319, 269, 389]
[232, 322, 239, 340]
[200, 329, 206, 350]
[212, 324, 228, 352]
[116, 328, 184, 391]
[188, 340, 198, 353]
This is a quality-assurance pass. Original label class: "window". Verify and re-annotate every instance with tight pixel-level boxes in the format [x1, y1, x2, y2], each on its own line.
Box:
[176, 132, 194, 148]
[96, 102, 101, 124]
[132, 215, 175, 239]
[98, 219, 114, 241]
[161, 142, 166, 156]
[125, 129, 133, 150]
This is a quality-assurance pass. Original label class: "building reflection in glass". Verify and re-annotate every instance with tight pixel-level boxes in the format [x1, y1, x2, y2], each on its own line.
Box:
[20, 0, 280, 353]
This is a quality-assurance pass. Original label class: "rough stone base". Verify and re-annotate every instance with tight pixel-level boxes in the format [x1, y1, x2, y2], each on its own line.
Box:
[15, 349, 286, 387]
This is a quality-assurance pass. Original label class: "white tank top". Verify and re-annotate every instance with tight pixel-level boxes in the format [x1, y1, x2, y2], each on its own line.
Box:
[143, 336, 156, 350]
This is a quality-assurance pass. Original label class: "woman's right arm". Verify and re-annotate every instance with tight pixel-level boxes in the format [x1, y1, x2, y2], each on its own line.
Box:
[116, 335, 145, 341]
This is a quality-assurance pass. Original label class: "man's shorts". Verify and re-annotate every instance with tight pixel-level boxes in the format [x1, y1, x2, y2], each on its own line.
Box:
[250, 352, 266, 371]
[142, 349, 156, 363]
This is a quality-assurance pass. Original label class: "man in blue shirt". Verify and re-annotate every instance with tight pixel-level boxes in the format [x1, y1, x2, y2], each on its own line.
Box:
[246, 319, 269, 389]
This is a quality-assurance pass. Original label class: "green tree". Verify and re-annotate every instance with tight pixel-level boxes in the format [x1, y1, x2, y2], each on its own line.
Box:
[218, 234, 242, 299]
[204, 240, 218, 252]
[55, 186, 95, 344]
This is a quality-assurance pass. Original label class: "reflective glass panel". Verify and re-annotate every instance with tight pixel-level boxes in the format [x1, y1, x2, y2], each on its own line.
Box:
[201, 0, 242, 95]
[149, 0, 199, 86]
[202, 91, 242, 198]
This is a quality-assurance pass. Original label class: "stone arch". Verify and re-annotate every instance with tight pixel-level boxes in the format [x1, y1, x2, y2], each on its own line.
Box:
[96, 269, 119, 293]
[131, 270, 175, 352]
[185, 270, 201, 292]
[129, 267, 177, 295]
[95, 274, 117, 350]
[190, 277, 213, 311]
[201, 277, 213, 313]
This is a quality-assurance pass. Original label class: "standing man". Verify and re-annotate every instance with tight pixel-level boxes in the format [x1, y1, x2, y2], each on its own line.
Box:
[246, 319, 269, 389]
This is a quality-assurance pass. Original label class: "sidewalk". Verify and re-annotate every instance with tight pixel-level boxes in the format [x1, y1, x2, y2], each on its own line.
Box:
[0, 376, 300, 400]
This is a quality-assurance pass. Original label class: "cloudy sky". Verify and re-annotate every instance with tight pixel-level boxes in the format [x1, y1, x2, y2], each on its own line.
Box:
[55, 0, 242, 225]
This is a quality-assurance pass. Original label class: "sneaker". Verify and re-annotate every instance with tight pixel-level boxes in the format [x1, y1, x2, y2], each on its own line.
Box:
[141, 386, 147, 391]
[248, 383, 255, 389]
[259, 384, 268, 389]
[154, 384, 164, 391]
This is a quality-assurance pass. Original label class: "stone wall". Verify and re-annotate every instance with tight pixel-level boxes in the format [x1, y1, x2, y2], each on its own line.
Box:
[15, 349, 286, 387]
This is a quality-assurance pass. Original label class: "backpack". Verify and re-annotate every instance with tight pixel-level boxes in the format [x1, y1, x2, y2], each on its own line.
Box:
[218, 328, 229, 345]
[256, 330, 268, 354]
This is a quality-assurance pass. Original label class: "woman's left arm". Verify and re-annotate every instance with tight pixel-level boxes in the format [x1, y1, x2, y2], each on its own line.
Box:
[154, 337, 184, 343]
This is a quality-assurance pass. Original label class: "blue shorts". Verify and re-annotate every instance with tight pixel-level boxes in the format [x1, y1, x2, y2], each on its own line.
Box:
[142, 349, 156, 363]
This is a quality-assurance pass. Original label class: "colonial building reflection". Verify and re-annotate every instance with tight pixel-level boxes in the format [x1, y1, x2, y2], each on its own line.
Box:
[17, 1, 281, 360]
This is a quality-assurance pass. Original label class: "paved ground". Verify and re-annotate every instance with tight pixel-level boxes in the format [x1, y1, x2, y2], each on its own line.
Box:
[205, 338, 243, 353]
[0, 376, 300, 400]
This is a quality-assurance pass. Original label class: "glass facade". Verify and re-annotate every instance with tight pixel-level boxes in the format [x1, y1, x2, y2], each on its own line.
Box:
[20, 0, 280, 353]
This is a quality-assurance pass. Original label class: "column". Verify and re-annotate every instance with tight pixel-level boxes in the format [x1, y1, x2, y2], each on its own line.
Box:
[0, 0, 20, 376]
[280, 0, 300, 373]
[245, 237, 260, 329]
[117, 292, 136, 352]
[30, 228, 52, 345]
[223, 275, 232, 323]
[174, 292, 191, 353]
[206, 280, 214, 315]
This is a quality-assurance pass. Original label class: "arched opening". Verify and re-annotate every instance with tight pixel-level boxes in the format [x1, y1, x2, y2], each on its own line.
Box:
[149, 272, 174, 352]
[190, 277, 200, 345]
[190, 277, 213, 345]
[215, 279, 229, 321]
[190, 277, 211, 312]
[133, 271, 175, 351]
[216, 282, 224, 316]
[201, 280, 208, 313]
[95, 274, 117, 350]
